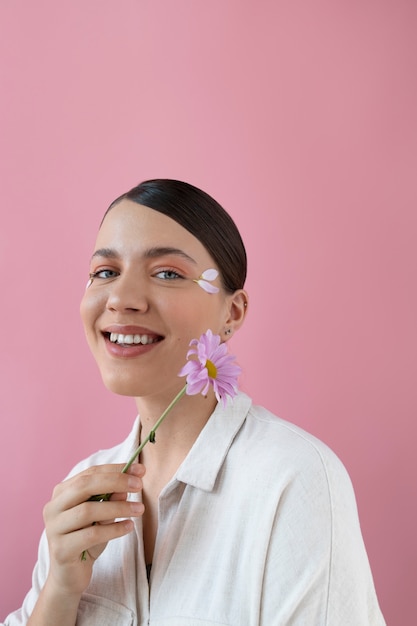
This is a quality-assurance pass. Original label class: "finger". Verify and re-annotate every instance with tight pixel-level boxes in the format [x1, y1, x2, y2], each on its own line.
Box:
[52, 463, 145, 497]
[47, 496, 144, 536]
[49, 467, 144, 514]
[50, 517, 136, 565]
[79, 518, 135, 561]
[124, 463, 146, 477]
[109, 491, 129, 502]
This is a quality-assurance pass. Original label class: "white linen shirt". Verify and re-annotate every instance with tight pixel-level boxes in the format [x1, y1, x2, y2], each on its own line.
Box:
[3, 393, 386, 625]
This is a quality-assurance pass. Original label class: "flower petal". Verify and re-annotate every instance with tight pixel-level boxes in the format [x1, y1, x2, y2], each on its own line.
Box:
[193, 269, 220, 294]
[179, 329, 241, 404]
[196, 280, 219, 294]
[200, 269, 219, 281]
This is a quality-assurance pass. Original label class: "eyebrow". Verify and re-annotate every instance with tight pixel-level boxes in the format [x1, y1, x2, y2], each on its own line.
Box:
[91, 246, 197, 265]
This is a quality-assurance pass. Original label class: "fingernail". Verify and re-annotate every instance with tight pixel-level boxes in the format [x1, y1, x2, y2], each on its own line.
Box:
[131, 502, 144, 514]
[128, 464, 144, 476]
[127, 475, 142, 489]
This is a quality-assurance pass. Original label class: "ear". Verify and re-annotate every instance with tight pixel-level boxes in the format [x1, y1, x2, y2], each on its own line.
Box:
[222, 289, 248, 341]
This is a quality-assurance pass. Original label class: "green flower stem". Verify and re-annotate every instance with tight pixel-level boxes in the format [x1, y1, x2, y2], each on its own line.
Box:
[81, 384, 188, 561]
[121, 384, 188, 473]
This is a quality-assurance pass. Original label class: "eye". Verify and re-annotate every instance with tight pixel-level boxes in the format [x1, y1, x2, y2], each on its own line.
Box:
[90, 269, 119, 280]
[154, 269, 184, 280]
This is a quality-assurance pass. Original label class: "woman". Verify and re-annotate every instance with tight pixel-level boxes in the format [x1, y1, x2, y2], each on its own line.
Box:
[3, 180, 385, 625]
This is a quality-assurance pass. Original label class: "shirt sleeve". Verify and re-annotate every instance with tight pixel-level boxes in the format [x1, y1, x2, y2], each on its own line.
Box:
[2, 531, 50, 626]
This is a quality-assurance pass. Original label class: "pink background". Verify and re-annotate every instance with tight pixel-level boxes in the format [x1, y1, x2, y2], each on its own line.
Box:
[1, 1, 416, 623]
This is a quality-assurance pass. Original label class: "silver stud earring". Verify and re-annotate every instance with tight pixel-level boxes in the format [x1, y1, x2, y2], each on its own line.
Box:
[225, 328, 232, 336]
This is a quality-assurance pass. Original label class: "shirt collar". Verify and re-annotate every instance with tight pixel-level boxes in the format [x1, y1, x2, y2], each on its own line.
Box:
[175, 391, 252, 492]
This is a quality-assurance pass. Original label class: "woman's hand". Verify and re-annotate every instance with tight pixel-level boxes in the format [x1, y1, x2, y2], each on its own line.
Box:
[42, 463, 145, 597]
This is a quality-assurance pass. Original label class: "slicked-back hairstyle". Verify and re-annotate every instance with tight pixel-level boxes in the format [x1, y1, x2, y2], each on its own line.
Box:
[103, 179, 247, 293]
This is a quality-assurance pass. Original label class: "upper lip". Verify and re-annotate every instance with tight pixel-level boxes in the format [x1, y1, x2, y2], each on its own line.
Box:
[102, 325, 164, 338]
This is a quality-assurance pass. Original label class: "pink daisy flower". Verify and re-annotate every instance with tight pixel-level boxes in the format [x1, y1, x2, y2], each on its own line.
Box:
[179, 329, 241, 406]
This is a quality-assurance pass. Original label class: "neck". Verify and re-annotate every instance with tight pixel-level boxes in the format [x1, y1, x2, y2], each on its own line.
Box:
[135, 387, 217, 466]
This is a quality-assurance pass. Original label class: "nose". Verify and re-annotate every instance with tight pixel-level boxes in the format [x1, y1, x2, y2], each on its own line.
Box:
[106, 272, 149, 313]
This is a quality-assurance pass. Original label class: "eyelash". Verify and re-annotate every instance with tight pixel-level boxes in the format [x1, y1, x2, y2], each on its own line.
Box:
[89, 269, 119, 280]
[154, 269, 184, 280]
[88, 268, 185, 282]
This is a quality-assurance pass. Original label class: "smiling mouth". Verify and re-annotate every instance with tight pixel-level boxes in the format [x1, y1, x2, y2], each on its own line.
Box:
[105, 332, 162, 346]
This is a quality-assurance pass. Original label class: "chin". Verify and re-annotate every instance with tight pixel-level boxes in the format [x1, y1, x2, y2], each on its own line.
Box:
[100, 373, 147, 398]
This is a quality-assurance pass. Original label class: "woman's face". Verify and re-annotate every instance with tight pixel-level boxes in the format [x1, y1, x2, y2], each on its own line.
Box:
[80, 199, 236, 399]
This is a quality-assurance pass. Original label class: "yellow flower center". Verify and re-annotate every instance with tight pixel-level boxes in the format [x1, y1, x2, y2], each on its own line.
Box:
[205, 359, 217, 379]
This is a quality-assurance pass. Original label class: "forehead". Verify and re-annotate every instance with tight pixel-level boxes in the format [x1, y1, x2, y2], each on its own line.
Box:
[95, 199, 214, 264]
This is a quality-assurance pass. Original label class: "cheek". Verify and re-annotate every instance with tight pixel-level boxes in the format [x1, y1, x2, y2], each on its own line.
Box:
[79, 290, 103, 335]
[168, 297, 228, 338]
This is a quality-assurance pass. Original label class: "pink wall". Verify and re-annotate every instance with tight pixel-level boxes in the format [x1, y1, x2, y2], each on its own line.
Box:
[1, 1, 415, 623]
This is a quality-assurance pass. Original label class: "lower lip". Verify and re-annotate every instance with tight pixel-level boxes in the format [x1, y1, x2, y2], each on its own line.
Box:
[104, 336, 161, 358]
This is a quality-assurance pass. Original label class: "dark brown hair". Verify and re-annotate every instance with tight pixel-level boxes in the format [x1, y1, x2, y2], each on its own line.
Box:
[104, 179, 247, 293]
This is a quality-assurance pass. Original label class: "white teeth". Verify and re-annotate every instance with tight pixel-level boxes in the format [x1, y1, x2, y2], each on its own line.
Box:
[109, 332, 157, 345]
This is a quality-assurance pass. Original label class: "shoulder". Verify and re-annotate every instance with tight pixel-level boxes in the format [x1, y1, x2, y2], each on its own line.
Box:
[241, 395, 342, 461]
[232, 395, 362, 543]
[233, 394, 354, 499]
